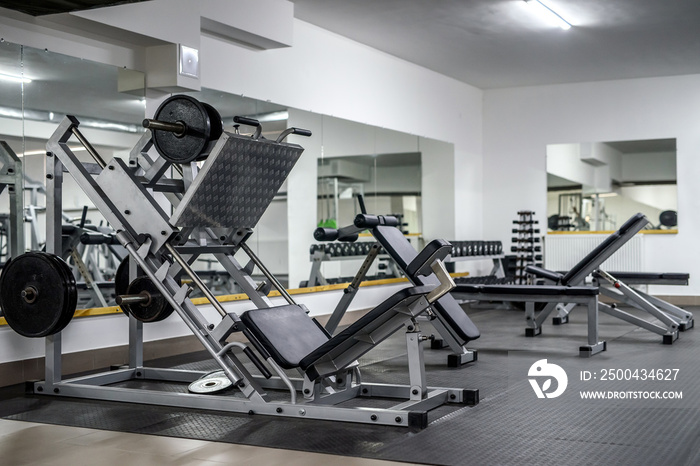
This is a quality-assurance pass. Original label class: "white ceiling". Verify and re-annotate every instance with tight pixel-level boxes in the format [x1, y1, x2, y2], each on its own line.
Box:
[291, 0, 700, 89]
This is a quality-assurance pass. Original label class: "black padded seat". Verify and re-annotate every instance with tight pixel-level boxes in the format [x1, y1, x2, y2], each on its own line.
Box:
[372, 225, 480, 342]
[241, 286, 434, 375]
[299, 285, 434, 373]
[455, 284, 598, 296]
[241, 304, 330, 369]
[592, 271, 689, 281]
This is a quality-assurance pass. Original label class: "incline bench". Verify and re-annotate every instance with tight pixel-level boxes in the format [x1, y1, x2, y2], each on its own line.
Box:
[526, 213, 693, 344]
[316, 210, 481, 367]
[361, 215, 604, 357]
[240, 239, 478, 428]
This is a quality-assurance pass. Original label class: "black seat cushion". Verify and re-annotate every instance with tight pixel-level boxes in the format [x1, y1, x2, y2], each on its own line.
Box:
[299, 286, 434, 372]
[373, 225, 480, 342]
[241, 305, 330, 369]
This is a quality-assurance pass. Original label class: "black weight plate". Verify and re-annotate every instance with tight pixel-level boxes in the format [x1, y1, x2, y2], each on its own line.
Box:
[124, 276, 174, 323]
[44, 252, 78, 331]
[115, 257, 144, 316]
[0, 252, 77, 338]
[152, 95, 211, 164]
[202, 103, 223, 140]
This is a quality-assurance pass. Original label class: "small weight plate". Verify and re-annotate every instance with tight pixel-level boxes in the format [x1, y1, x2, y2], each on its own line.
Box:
[152, 95, 211, 164]
[123, 276, 174, 323]
[115, 257, 144, 316]
[188, 375, 232, 394]
[0, 252, 77, 338]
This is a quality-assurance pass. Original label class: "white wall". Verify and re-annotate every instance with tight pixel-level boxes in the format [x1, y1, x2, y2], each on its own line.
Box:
[484, 74, 700, 294]
[200, 21, 484, 239]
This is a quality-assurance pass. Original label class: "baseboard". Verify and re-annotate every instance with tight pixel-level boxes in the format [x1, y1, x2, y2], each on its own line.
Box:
[0, 309, 367, 388]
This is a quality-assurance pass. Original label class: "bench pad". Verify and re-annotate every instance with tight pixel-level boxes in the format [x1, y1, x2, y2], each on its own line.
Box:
[241, 304, 330, 369]
[299, 285, 434, 375]
[373, 225, 480, 342]
[592, 271, 689, 282]
[454, 284, 598, 296]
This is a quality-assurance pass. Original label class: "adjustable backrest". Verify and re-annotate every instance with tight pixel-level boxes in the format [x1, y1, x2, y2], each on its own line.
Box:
[561, 213, 649, 286]
[372, 225, 480, 342]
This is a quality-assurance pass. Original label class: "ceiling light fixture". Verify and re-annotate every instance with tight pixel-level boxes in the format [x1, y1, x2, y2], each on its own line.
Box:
[0, 72, 32, 84]
[524, 0, 571, 30]
[22, 147, 86, 157]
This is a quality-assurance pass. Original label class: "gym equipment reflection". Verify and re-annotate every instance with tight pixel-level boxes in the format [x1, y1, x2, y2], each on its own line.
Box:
[546, 139, 678, 232]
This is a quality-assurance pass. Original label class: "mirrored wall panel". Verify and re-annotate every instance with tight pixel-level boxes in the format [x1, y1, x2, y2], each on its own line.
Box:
[546, 139, 677, 232]
[0, 41, 146, 309]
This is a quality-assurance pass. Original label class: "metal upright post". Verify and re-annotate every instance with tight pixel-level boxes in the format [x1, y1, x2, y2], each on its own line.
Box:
[128, 255, 144, 368]
[45, 151, 64, 385]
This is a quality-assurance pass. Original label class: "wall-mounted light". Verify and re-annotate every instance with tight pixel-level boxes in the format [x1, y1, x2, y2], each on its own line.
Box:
[524, 0, 572, 30]
[0, 72, 32, 84]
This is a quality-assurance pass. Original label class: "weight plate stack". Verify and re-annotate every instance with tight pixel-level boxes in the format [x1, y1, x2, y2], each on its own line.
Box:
[0, 252, 77, 338]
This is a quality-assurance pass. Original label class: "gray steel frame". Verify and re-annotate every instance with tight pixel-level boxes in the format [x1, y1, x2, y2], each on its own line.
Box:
[530, 219, 690, 343]
[0, 142, 25, 261]
[452, 288, 606, 357]
[33, 116, 473, 428]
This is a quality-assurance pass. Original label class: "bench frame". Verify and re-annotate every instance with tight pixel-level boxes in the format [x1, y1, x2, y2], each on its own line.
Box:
[529, 215, 692, 343]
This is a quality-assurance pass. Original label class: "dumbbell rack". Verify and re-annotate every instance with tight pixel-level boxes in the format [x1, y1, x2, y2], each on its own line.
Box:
[511, 211, 542, 285]
[31, 110, 467, 429]
[306, 241, 401, 287]
[445, 240, 506, 280]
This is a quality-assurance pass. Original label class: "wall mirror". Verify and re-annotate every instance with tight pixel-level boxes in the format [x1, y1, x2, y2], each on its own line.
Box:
[0, 41, 146, 309]
[546, 139, 677, 232]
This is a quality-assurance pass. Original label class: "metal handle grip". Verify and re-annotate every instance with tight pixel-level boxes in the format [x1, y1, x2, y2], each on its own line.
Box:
[243, 346, 272, 379]
[233, 116, 260, 127]
[314, 227, 338, 241]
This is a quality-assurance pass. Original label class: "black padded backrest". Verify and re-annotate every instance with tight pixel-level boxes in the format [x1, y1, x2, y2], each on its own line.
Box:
[561, 213, 648, 286]
[406, 239, 452, 277]
[373, 225, 480, 342]
[374, 225, 415, 269]
[618, 212, 649, 234]
[241, 305, 330, 369]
